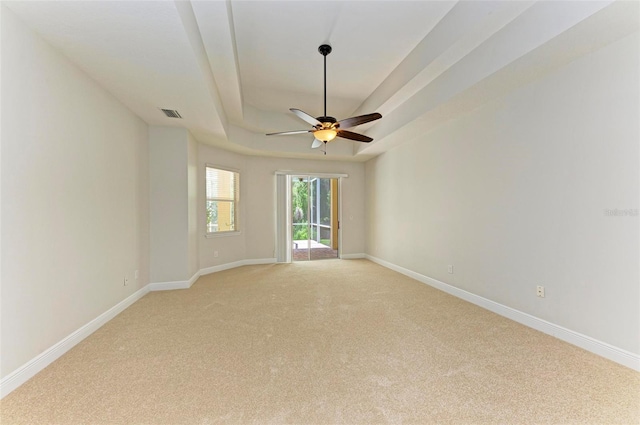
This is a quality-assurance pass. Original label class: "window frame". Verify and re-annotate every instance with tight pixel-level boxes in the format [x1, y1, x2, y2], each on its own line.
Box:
[205, 164, 240, 236]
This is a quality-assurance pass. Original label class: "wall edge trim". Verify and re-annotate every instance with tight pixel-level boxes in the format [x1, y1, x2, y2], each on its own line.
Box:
[148, 271, 201, 291]
[199, 258, 277, 276]
[341, 253, 365, 259]
[1, 258, 279, 398]
[365, 254, 640, 372]
[0, 285, 150, 398]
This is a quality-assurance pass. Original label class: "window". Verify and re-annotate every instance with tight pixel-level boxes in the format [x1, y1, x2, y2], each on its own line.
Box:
[206, 166, 239, 233]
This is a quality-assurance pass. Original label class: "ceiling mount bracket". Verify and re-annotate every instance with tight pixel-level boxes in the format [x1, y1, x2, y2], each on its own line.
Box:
[318, 44, 332, 56]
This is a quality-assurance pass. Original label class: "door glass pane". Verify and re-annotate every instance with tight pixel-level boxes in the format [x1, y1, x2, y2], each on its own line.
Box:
[291, 176, 339, 262]
[292, 177, 309, 261]
[310, 178, 338, 261]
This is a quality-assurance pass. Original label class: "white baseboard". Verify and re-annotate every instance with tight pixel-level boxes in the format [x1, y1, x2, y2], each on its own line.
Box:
[199, 258, 277, 276]
[341, 253, 365, 259]
[11, 254, 631, 402]
[149, 258, 277, 291]
[365, 254, 640, 372]
[1, 258, 278, 398]
[0, 285, 150, 398]
[148, 270, 201, 291]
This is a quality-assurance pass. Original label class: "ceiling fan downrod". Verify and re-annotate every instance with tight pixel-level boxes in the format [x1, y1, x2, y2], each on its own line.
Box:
[318, 44, 332, 119]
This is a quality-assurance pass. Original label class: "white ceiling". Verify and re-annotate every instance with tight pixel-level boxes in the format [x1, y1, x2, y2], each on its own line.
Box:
[5, 0, 639, 161]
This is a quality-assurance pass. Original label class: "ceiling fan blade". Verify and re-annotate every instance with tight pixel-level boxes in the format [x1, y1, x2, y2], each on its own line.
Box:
[290, 108, 322, 127]
[337, 112, 382, 129]
[311, 139, 323, 149]
[336, 130, 373, 143]
[266, 130, 313, 136]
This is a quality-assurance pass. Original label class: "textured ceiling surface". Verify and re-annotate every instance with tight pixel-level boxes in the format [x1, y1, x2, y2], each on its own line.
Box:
[5, 0, 639, 161]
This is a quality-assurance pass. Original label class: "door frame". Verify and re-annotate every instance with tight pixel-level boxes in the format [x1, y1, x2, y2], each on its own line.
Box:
[275, 171, 347, 263]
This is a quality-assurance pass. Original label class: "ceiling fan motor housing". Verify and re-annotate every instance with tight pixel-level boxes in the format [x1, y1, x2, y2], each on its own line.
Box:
[316, 116, 337, 126]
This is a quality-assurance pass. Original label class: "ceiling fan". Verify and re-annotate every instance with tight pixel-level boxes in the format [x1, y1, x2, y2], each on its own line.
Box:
[266, 44, 382, 154]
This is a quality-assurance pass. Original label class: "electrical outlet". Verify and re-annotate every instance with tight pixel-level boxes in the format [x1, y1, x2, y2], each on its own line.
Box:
[214, 250, 219, 258]
[536, 285, 545, 298]
[134, 270, 139, 279]
[124, 276, 129, 286]
[447, 265, 454, 274]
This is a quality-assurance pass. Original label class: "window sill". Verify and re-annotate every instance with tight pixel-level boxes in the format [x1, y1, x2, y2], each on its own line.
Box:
[205, 231, 242, 239]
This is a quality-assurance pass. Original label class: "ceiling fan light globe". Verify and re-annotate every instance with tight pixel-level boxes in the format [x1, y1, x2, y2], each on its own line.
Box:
[314, 129, 337, 142]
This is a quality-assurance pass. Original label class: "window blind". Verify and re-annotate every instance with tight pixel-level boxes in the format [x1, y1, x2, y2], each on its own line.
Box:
[206, 166, 239, 233]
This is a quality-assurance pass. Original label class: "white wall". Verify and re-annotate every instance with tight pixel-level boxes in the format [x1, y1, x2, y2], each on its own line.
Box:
[0, 4, 4, 376]
[198, 144, 366, 270]
[365, 32, 639, 355]
[149, 127, 199, 283]
[1, 6, 150, 377]
[149, 127, 189, 283]
[187, 132, 199, 278]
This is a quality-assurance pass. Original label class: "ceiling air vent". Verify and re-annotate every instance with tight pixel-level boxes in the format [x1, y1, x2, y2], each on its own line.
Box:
[160, 108, 182, 119]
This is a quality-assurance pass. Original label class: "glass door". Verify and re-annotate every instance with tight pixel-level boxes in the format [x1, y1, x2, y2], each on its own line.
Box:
[291, 176, 338, 261]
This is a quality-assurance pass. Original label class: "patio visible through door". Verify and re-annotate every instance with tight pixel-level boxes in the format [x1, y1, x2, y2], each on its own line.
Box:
[291, 176, 339, 261]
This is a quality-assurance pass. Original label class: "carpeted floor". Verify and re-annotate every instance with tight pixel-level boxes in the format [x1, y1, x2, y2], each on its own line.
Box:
[1, 259, 638, 424]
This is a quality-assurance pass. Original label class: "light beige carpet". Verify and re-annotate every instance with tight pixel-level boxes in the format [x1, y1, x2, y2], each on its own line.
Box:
[1, 259, 638, 424]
